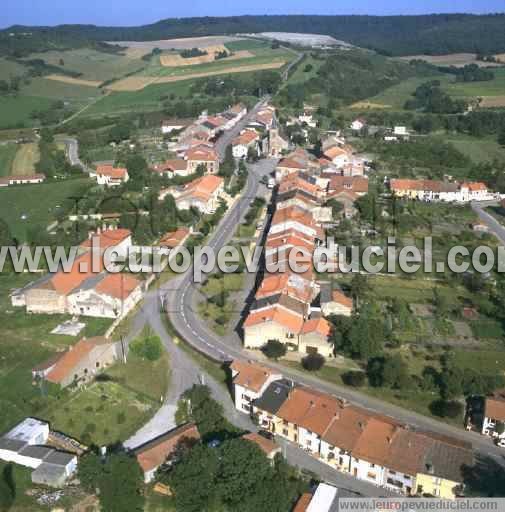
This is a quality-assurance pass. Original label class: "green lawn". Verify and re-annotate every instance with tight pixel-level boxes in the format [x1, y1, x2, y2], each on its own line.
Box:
[0, 461, 43, 511]
[0, 271, 113, 436]
[43, 350, 169, 446]
[0, 177, 92, 240]
[0, 95, 54, 129]
[0, 143, 18, 177]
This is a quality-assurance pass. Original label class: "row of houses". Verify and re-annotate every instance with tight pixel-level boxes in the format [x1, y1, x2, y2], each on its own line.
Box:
[390, 179, 494, 203]
[0, 418, 78, 488]
[11, 228, 144, 319]
[243, 167, 355, 357]
[230, 360, 474, 500]
[0, 174, 46, 187]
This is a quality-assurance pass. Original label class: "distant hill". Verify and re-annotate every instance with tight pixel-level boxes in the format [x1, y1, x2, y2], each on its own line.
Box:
[2, 14, 505, 57]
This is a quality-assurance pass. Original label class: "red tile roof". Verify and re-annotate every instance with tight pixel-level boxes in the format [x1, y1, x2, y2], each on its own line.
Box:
[159, 227, 190, 248]
[185, 145, 219, 162]
[96, 165, 127, 179]
[485, 390, 505, 421]
[300, 317, 331, 338]
[244, 306, 305, 333]
[95, 273, 141, 300]
[135, 423, 200, 474]
[242, 432, 279, 456]
[233, 129, 258, 146]
[80, 229, 131, 251]
[230, 360, 276, 393]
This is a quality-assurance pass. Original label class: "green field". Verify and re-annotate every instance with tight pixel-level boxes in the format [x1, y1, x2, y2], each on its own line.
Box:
[23, 48, 147, 82]
[21, 76, 102, 100]
[0, 57, 27, 79]
[83, 80, 196, 116]
[287, 55, 323, 84]
[444, 134, 505, 163]
[0, 177, 92, 240]
[445, 68, 505, 98]
[43, 351, 169, 446]
[224, 39, 272, 51]
[0, 95, 54, 129]
[0, 143, 18, 177]
[355, 75, 444, 110]
[151, 48, 292, 79]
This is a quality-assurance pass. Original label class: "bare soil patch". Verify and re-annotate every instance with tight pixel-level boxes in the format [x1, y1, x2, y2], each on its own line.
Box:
[45, 74, 101, 87]
[11, 143, 40, 175]
[111, 36, 245, 51]
[160, 48, 254, 67]
[398, 53, 503, 68]
[480, 96, 505, 108]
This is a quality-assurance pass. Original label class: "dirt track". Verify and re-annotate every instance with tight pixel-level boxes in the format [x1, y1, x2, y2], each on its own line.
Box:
[46, 74, 101, 87]
[107, 61, 286, 92]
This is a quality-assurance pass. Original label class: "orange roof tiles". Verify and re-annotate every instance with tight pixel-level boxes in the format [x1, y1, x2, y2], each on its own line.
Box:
[293, 493, 312, 512]
[135, 423, 200, 474]
[244, 306, 305, 333]
[159, 227, 190, 248]
[485, 390, 505, 421]
[230, 360, 276, 393]
[233, 129, 258, 146]
[324, 146, 349, 160]
[180, 175, 223, 202]
[50, 252, 104, 295]
[276, 387, 341, 435]
[80, 229, 131, 251]
[242, 432, 280, 456]
[255, 273, 314, 304]
[95, 273, 140, 300]
[46, 338, 98, 384]
[300, 317, 331, 338]
[152, 159, 188, 173]
[96, 165, 127, 179]
[271, 205, 315, 229]
[185, 145, 219, 162]
[328, 176, 369, 194]
[331, 290, 353, 309]
[277, 157, 306, 170]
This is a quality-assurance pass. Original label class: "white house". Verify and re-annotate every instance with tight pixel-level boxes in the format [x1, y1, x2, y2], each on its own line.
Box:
[232, 129, 260, 159]
[350, 118, 366, 131]
[230, 360, 282, 414]
[94, 165, 129, 187]
[67, 273, 143, 319]
[161, 121, 186, 135]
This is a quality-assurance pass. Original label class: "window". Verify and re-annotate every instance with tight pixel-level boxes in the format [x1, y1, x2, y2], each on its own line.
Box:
[389, 470, 396, 475]
[283, 429, 288, 436]
[404, 475, 410, 480]
[370, 463, 375, 468]
[417, 485, 423, 494]
[306, 440, 311, 447]
[367, 472, 377, 480]
[96, 362, 100, 368]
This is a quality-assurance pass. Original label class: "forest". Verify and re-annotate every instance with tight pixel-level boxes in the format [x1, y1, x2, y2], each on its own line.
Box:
[2, 13, 505, 57]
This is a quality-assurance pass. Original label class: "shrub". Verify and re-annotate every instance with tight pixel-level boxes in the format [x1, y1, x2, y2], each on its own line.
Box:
[301, 353, 326, 372]
[343, 371, 367, 387]
[130, 334, 163, 361]
[429, 400, 464, 418]
[117, 412, 126, 424]
[262, 340, 287, 360]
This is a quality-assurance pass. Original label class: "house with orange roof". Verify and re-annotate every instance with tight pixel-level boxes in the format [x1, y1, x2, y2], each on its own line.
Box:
[232, 129, 260, 158]
[320, 283, 353, 317]
[255, 272, 317, 305]
[93, 165, 129, 187]
[243, 305, 305, 350]
[270, 205, 319, 239]
[298, 317, 333, 358]
[67, 273, 143, 319]
[390, 179, 492, 203]
[326, 176, 369, 198]
[134, 423, 200, 483]
[268, 127, 289, 157]
[241, 432, 281, 461]
[151, 158, 189, 178]
[161, 174, 224, 214]
[323, 145, 351, 169]
[275, 157, 307, 182]
[159, 227, 190, 250]
[39, 336, 121, 388]
[185, 145, 220, 174]
[230, 360, 282, 414]
[80, 228, 132, 259]
[481, 389, 505, 440]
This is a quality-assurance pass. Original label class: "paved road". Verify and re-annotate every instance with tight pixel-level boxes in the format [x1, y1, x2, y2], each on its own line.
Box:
[62, 137, 92, 174]
[472, 202, 505, 245]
